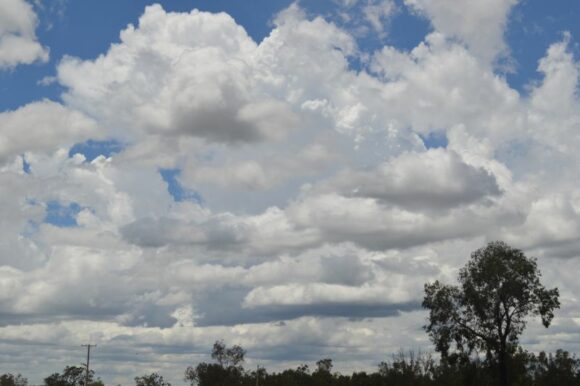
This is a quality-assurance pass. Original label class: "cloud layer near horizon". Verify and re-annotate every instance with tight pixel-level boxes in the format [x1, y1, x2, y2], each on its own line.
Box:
[1, 1, 580, 384]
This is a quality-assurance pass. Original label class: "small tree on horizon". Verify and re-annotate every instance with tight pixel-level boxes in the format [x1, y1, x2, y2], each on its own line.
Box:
[423, 241, 560, 386]
[210, 340, 245, 369]
[134, 373, 171, 386]
[44, 366, 93, 386]
[0, 374, 28, 386]
[184, 340, 246, 386]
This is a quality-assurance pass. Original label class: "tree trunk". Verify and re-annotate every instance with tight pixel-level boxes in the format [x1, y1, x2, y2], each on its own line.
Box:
[499, 348, 508, 386]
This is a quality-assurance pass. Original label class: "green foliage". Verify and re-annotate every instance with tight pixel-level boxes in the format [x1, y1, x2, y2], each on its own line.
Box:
[0, 374, 27, 386]
[210, 340, 246, 368]
[313, 359, 334, 386]
[185, 363, 246, 386]
[134, 373, 171, 386]
[178, 338, 579, 386]
[378, 350, 434, 386]
[316, 359, 333, 373]
[423, 241, 560, 385]
[23, 345, 580, 386]
[528, 349, 580, 386]
[44, 366, 93, 386]
[185, 340, 246, 386]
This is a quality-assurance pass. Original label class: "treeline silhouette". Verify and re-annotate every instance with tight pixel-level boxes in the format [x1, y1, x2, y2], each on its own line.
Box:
[2, 343, 580, 386]
[181, 340, 580, 386]
[2, 242, 578, 386]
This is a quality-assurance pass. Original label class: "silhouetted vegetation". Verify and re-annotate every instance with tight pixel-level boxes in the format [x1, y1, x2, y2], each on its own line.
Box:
[0, 374, 27, 386]
[5, 242, 577, 386]
[179, 345, 580, 386]
[44, 366, 92, 386]
[134, 373, 171, 386]
[423, 241, 560, 386]
[4, 348, 580, 386]
[184, 340, 247, 386]
[42, 366, 103, 386]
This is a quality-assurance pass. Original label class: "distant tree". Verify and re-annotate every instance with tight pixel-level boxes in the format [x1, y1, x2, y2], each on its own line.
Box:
[316, 359, 333, 373]
[134, 373, 171, 386]
[210, 340, 245, 368]
[423, 241, 560, 386]
[0, 374, 28, 386]
[529, 349, 580, 386]
[378, 350, 434, 386]
[269, 364, 312, 386]
[313, 358, 334, 386]
[185, 340, 246, 386]
[178, 345, 580, 386]
[44, 366, 92, 386]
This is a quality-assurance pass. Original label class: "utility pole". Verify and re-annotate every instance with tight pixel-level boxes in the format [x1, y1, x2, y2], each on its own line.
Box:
[255, 364, 259, 386]
[81, 344, 97, 386]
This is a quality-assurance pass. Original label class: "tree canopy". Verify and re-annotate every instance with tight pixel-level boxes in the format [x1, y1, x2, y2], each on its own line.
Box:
[44, 366, 92, 386]
[185, 340, 246, 386]
[134, 373, 171, 386]
[0, 374, 27, 386]
[423, 241, 560, 386]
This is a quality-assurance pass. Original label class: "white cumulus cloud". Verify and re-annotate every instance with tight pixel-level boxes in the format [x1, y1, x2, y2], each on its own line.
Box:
[0, 0, 49, 69]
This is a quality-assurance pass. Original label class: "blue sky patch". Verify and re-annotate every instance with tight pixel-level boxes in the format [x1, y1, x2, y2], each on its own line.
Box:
[159, 168, 203, 204]
[505, 0, 580, 93]
[44, 201, 82, 228]
[381, 0, 431, 52]
[69, 139, 125, 162]
[420, 132, 448, 149]
[22, 156, 31, 174]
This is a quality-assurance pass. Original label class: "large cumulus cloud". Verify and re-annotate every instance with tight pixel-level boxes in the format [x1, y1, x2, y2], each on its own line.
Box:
[57, 5, 299, 144]
[1, 2, 580, 385]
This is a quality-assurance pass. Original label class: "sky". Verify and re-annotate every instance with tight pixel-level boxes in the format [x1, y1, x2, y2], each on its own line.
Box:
[0, 0, 579, 384]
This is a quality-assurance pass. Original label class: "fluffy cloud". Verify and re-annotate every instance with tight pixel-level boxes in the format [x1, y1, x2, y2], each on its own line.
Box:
[57, 5, 298, 144]
[0, 100, 98, 164]
[1, 2, 580, 385]
[0, 0, 49, 68]
[327, 148, 501, 210]
[286, 192, 522, 251]
[370, 33, 522, 141]
[404, 0, 519, 63]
